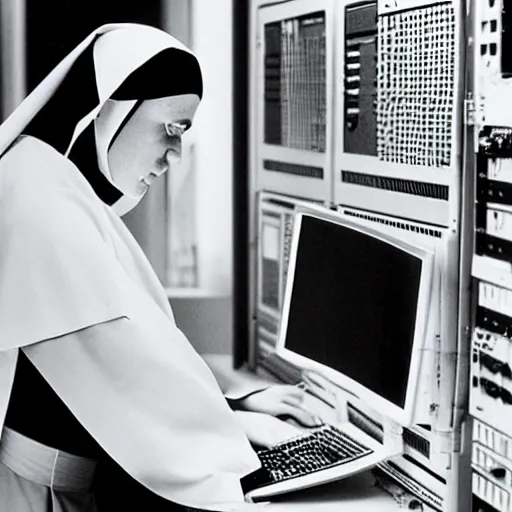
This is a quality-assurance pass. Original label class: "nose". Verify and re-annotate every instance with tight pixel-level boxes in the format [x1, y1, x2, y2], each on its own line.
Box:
[154, 143, 181, 178]
[166, 138, 182, 164]
[172, 137, 182, 158]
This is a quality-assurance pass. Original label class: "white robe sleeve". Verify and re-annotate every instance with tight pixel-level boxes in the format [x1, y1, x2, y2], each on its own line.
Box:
[23, 315, 262, 511]
[0, 138, 132, 350]
[223, 383, 270, 404]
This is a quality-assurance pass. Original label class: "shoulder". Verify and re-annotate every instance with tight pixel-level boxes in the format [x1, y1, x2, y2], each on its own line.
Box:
[0, 136, 107, 241]
[0, 136, 71, 184]
[0, 136, 97, 201]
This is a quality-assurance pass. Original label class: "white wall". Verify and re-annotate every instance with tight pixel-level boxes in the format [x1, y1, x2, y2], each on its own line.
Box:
[169, 296, 233, 354]
[191, 0, 233, 295]
[163, 0, 235, 354]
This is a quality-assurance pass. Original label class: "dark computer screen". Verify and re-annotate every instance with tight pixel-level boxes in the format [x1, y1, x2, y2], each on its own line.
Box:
[284, 215, 424, 408]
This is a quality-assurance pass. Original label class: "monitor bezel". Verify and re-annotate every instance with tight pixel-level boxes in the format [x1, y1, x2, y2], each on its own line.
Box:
[275, 206, 434, 426]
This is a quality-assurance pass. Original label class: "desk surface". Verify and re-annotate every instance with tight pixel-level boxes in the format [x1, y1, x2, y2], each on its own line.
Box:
[202, 354, 403, 511]
[261, 471, 401, 511]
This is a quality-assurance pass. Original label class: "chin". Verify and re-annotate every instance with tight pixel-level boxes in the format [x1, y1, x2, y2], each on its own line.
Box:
[137, 184, 150, 197]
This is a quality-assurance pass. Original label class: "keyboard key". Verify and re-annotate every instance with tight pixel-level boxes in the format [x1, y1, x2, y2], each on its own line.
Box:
[255, 424, 373, 485]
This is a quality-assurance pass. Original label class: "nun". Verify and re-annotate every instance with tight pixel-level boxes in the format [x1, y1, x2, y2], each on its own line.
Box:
[0, 23, 317, 512]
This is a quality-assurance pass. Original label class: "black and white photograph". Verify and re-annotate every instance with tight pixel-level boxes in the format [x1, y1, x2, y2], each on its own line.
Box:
[0, 1, 507, 511]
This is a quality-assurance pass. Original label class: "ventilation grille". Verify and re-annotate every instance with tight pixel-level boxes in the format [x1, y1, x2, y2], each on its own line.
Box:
[264, 12, 327, 152]
[375, 462, 443, 511]
[264, 160, 324, 179]
[377, 2, 456, 168]
[342, 171, 449, 200]
[343, 209, 443, 238]
[403, 428, 431, 458]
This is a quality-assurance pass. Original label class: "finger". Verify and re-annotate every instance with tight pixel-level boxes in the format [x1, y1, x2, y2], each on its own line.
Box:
[277, 385, 307, 400]
[271, 385, 305, 397]
[282, 390, 306, 406]
[274, 403, 322, 427]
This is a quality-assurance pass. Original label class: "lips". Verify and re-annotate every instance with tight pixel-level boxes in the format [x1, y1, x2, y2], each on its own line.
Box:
[155, 150, 177, 171]
[140, 174, 156, 187]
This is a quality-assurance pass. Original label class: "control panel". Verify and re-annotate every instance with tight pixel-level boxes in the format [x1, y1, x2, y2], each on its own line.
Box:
[470, 128, 512, 512]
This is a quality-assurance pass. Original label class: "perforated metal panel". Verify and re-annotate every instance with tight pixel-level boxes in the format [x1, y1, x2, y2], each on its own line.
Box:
[264, 12, 327, 152]
[342, 209, 444, 238]
[341, 171, 449, 200]
[377, 3, 456, 168]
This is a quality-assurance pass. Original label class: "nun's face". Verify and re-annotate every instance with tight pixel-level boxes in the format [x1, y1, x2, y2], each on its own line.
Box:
[108, 94, 200, 198]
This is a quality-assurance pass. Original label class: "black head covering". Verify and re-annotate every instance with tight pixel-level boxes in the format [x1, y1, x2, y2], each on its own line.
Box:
[24, 44, 202, 205]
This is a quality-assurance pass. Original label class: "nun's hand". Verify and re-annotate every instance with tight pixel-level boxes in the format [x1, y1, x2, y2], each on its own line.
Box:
[233, 411, 303, 448]
[238, 385, 322, 428]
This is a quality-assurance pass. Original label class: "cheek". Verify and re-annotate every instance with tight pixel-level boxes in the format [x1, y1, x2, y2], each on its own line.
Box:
[108, 121, 168, 190]
[127, 133, 163, 168]
[108, 144, 141, 194]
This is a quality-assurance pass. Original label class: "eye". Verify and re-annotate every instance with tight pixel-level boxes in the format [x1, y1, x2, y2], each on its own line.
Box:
[164, 121, 191, 138]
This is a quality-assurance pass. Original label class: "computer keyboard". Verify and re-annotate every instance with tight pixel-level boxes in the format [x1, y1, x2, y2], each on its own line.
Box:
[253, 424, 374, 486]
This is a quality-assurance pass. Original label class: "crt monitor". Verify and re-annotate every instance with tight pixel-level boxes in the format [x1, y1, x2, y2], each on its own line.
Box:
[276, 209, 434, 426]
